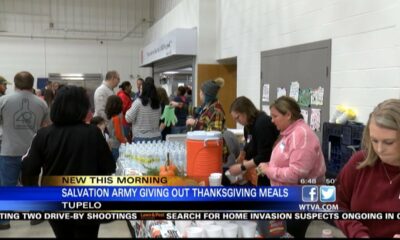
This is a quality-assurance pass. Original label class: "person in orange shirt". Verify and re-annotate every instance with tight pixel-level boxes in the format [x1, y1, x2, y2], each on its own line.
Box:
[105, 95, 127, 161]
[117, 81, 133, 141]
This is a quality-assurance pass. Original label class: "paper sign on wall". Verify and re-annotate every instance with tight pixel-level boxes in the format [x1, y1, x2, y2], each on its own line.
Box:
[277, 87, 287, 98]
[289, 81, 300, 101]
[310, 108, 321, 132]
[311, 86, 324, 106]
[301, 109, 309, 125]
[262, 84, 270, 102]
[298, 88, 311, 108]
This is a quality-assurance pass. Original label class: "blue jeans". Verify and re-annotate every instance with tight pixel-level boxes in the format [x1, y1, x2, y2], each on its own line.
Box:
[133, 136, 162, 143]
[171, 126, 187, 134]
[0, 156, 22, 226]
[0, 156, 22, 186]
[122, 125, 132, 142]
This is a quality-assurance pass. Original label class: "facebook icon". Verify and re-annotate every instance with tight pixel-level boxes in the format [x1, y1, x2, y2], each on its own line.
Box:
[302, 186, 318, 202]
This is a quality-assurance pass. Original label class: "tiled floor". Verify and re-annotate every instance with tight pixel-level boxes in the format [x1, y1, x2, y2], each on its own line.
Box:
[0, 219, 344, 238]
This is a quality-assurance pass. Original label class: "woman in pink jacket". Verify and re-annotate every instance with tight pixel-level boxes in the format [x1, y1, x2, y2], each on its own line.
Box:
[259, 96, 326, 238]
[260, 96, 326, 185]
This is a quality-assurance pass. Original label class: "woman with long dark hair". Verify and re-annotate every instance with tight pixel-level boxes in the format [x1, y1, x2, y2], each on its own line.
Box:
[125, 78, 161, 143]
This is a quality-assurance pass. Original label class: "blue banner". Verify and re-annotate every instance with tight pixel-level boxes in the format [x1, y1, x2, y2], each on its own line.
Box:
[0, 186, 301, 202]
[0, 186, 338, 211]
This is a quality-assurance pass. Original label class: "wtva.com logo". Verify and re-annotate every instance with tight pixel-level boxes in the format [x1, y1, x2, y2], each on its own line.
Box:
[302, 186, 336, 202]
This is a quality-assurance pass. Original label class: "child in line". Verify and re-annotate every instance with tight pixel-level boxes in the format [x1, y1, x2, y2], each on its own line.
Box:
[105, 96, 127, 161]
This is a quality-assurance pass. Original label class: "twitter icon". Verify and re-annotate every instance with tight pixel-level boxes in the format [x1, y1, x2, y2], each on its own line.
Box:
[320, 186, 336, 202]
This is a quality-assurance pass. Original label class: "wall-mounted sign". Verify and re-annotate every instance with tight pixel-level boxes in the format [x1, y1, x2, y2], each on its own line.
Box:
[140, 28, 197, 67]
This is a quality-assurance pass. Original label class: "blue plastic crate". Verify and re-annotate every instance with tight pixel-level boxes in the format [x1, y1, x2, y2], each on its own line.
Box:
[326, 145, 356, 177]
[342, 125, 352, 145]
[351, 124, 364, 140]
[328, 123, 343, 137]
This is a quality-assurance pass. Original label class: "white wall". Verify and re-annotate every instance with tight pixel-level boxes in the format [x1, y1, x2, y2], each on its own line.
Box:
[218, 0, 400, 123]
[144, 0, 218, 64]
[144, 0, 199, 44]
[0, 37, 151, 92]
[0, 0, 153, 93]
[151, 0, 183, 23]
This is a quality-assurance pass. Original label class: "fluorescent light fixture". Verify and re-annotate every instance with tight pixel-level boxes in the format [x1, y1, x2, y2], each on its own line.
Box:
[61, 74, 84, 77]
[163, 71, 179, 75]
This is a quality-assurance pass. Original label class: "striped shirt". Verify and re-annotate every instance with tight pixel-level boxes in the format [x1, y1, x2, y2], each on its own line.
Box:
[125, 99, 161, 139]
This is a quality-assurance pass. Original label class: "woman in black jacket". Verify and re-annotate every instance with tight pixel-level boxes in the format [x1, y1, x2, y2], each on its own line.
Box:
[228, 96, 279, 186]
[21, 86, 115, 238]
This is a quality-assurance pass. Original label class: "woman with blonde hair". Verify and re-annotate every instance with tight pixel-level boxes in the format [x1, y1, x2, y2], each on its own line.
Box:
[335, 99, 400, 238]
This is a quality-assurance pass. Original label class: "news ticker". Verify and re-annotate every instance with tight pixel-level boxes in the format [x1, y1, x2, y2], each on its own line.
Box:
[1, 211, 400, 221]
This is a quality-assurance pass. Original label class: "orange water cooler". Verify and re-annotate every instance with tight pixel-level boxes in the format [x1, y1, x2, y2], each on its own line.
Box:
[186, 131, 223, 184]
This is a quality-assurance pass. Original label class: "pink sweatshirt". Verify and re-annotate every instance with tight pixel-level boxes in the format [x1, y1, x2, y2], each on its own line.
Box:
[264, 119, 326, 186]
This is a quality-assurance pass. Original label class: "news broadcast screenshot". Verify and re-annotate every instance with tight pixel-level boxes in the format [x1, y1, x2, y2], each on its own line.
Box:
[0, 73, 399, 238]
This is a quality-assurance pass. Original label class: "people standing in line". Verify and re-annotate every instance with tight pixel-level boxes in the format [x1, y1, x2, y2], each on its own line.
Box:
[157, 87, 172, 140]
[0, 76, 11, 133]
[94, 70, 120, 120]
[117, 81, 133, 141]
[259, 96, 326, 238]
[0, 75, 10, 186]
[186, 78, 226, 131]
[334, 99, 400, 238]
[125, 79, 161, 143]
[170, 86, 188, 134]
[105, 95, 127, 161]
[133, 77, 144, 101]
[0, 71, 50, 230]
[21, 85, 115, 238]
[228, 96, 279, 186]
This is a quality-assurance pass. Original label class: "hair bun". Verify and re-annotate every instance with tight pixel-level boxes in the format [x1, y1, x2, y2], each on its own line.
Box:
[214, 77, 225, 88]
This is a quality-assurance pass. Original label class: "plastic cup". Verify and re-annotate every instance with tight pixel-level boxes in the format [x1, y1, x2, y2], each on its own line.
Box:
[215, 220, 231, 226]
[205, 225, 223, 238]
[210, 172, 222, 178]
[186, 226, 203, 238]
[175, 221, 192, 237]
[222, 223, 238, 238]
[209, 173, 222, 186]
[209, 176, 221, 186]
[239, 221, 257, 238]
